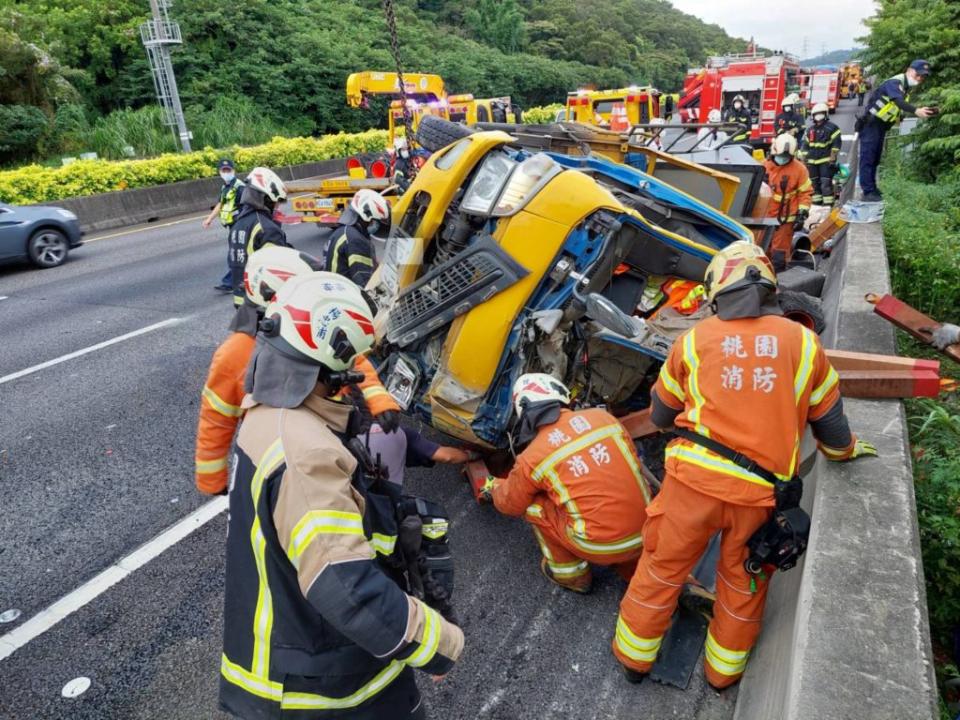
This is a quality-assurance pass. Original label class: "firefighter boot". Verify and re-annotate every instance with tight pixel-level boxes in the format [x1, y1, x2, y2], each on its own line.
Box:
[540, 558, 593, 594]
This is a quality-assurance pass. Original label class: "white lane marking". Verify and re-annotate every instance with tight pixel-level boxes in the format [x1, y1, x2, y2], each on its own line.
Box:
[0, 497, 227, 662]
[842, 133, 856, 141]
[84, 214, 208, 244]
[0, 318, 185, 386]
[0, 296, 8, 301]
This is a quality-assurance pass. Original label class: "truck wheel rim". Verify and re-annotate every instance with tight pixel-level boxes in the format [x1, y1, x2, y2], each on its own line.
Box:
[35, 233, 66, 264]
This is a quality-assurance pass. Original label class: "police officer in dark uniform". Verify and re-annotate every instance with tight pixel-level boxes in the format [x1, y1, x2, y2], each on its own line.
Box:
[228, 166, 290, 308]
[858, 59, 936, 202]
[203, 159, 245, 292]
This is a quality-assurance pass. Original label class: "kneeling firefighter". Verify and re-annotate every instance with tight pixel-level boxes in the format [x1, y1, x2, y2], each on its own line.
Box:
[489, 374, 652, 594]
[220, 272, 463, 719]
[194, 246, 402, 495]
[228, 166, 291, 308]
[612, 241, 876, 689]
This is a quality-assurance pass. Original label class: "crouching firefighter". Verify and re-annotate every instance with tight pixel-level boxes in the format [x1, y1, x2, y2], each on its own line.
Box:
[220, 272, 464, 719]
[489, 374, 652, 594]
[612, 241, 876, 689]
[195, 246, 400, 495]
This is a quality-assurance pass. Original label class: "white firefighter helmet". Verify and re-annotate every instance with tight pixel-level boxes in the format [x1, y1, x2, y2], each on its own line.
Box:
[707, 108, 722, 123]
[266, 272, 375, 372]
[243, 246, 321, 308]
[245, 167, 287, 203]
[350, 188, 392, 223]
[733, 94, 747, 106]
[512, 373, 571, 416]
[811, 102, 829, 116]
[785, 93, 801, 106]
[771, 133, 798, 157]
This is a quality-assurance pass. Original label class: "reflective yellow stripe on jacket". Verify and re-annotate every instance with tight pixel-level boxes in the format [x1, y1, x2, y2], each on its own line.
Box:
[202, 386, 244, 418]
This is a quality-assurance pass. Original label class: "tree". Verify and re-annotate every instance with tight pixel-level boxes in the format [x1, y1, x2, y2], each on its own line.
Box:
[465, 0, 527, 54]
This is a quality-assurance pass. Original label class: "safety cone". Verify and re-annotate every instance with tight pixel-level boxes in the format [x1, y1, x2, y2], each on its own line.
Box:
[610, 102, 630, 132]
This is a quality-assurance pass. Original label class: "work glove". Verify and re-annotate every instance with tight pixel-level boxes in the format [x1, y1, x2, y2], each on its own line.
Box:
[376, 409, 401, 433]
[478, 476, 497, 504]
[848, 439, 878, 461]
[930, 324, 960, 350]
[793, 209, 809, 232]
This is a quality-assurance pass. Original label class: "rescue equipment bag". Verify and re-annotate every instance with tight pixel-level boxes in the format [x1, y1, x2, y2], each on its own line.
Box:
[671, 427, 811, 574]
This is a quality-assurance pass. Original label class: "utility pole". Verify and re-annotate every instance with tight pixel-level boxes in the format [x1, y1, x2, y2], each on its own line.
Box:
[801, 36, 809, 59]
[140, 0, 191, 152]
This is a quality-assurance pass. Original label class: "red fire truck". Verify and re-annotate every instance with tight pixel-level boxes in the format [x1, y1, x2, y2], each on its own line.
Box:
[678, 52, 803, 145]
[798, 67, 841, 113]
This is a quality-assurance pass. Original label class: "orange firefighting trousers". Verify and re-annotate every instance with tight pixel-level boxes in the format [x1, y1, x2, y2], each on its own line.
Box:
[613, 477, 772, 688]
[526, 498, 642, 587]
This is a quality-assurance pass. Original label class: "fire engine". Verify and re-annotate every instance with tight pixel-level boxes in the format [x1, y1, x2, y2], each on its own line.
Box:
[799, 67, 841, 112]
[677, 52, 803, 145]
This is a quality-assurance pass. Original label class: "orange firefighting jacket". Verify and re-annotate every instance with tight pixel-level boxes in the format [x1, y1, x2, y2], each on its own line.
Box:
[763, 158, 813, 258]
[492, 407, 652, 555]
[653, 314, 854, 507]
[194, 335, 398, 495]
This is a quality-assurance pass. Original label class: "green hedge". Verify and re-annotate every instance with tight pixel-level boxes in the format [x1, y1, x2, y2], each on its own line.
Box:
[522, 103, 565, 124]
[0, 130, 389, 205]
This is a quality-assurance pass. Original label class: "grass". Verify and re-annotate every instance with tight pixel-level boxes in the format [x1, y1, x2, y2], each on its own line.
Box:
[882, 146, 960, 720]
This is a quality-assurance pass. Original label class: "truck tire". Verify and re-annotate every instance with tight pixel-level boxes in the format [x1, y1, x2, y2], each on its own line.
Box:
[778, 290, 826, 334]
[416, 115, 475, 153]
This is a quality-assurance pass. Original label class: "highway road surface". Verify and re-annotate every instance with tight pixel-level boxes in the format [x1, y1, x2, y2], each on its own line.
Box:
[0, 102, 856, 720]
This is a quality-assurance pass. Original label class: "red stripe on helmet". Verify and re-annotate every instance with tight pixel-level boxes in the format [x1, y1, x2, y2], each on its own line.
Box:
[345, 309, 374, 336]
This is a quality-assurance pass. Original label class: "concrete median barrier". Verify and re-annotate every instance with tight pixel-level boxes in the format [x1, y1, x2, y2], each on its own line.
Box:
[41, 159, 346, 234]
[733, 221, 938, 719]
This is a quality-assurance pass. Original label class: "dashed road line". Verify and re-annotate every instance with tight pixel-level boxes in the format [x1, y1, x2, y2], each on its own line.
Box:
[0, 497, 228, 662]
[0, 317, 186, 386]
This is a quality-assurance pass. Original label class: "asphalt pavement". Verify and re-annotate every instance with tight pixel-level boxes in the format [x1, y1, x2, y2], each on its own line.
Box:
[0, 102, 859, 720]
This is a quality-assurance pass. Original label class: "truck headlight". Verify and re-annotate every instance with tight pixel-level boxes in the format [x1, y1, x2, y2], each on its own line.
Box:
[460, 151, 517, 216]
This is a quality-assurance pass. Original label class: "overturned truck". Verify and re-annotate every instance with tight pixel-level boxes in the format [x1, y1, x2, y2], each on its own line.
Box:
[368, 117, 828, 451]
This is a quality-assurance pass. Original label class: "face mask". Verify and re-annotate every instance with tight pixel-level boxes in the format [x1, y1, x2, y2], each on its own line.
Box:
[220, 172, 235, 183]
[814, 114, 826, 123]
[774, 154, 791, 166]
[783, 106, 792, 114]
[367, 220, 381, 236]
[734, 102, 743, 110]
[399, 149, 409, 159]
[906, 75, 919, 88]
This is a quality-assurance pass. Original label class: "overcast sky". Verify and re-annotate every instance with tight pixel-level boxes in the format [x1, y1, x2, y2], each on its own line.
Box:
[669, 0, 874, 58]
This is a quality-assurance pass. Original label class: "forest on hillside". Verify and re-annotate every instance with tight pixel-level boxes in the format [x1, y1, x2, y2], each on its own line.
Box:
[0, 0, 746, 163]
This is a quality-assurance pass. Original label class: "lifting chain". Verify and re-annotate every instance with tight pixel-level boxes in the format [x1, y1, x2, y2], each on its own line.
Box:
[382, 0, 416, 147]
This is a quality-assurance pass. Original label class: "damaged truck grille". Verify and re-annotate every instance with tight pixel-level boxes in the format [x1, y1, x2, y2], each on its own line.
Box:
[386, 234, 529, 347]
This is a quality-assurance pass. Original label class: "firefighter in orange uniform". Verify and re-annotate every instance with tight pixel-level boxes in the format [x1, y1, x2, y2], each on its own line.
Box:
[763, 133, 813, 271]
[490, 374, 652, 593]
[613, 241, 876, 688]
[194, 246, 401, 495]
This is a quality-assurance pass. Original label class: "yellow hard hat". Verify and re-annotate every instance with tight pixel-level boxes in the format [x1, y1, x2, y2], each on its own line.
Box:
[703, 241, 777, 303]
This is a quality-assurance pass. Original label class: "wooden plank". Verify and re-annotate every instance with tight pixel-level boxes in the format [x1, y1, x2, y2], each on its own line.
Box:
[618, 407, 660, 440]
[838, 369, 941, 398]
[869, 293, 960, 364]
[826, 348, 939, 373]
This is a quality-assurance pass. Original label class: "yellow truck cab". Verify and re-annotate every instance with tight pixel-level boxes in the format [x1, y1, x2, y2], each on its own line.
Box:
[448, 94, 522, 125]
[565, 87, 662, 127]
